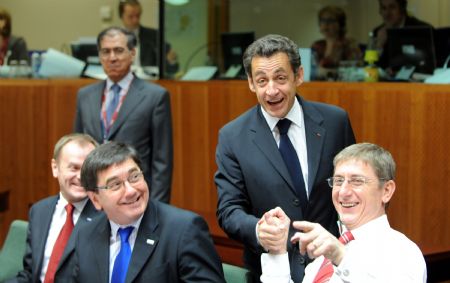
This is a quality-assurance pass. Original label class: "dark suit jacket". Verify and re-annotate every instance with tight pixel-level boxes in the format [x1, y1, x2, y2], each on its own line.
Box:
[73, 77, 173, 203]
[215, 96, 355, 283]
[6, 35, 29, 65]
[10, 195, 99, 283]
[138, 26, 179, 75]
[55, 200, 225, 283]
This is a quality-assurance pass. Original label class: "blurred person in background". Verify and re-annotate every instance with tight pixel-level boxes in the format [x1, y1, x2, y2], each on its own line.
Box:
[0, 7, 29, 65]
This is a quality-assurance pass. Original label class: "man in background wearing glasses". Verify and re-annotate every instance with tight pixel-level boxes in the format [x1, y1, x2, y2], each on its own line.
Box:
[74, 27, 173, 204]
[258, 143, 426, 282]
[54, 141, 225, 283]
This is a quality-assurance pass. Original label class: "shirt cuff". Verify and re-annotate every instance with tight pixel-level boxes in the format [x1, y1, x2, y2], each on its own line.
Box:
[260, 252, 291, 282]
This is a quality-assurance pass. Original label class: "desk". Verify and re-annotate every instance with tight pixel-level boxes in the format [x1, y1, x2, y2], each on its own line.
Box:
[0, 80, 449, 280]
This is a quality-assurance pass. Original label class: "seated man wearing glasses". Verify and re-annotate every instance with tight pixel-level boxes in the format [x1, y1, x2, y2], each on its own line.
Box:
[258, 143, 426, 282]
[55, 141, 225, 282]
[74, 26, 173, 205]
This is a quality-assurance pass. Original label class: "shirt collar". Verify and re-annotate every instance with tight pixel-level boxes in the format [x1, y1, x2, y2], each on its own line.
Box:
[106, 71, 134, 92]
[344, 214, 390, 240]
[57, 192, 89, 214]
[261, 95, 303, 132]
[109, 213, 144, 239]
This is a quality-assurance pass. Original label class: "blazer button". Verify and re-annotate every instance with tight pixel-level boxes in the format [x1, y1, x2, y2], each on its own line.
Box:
[292, 198, 300, 206]
[298, 256, 305, 264]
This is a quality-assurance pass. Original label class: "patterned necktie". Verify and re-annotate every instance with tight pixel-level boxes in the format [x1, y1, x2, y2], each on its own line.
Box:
[44, 203, 74, 283]
[107, 84, 121, 125]
[277, 118, 308, 214]
[312, 231, 355, 283]
[111, 226, 134, 283]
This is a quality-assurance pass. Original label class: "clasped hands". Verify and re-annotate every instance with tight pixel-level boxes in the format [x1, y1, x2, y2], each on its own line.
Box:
[257, 207, 346, 265]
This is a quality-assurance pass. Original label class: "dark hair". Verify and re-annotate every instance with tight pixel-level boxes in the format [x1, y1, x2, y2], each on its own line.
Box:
[81, 141, 142, 191]
[243, 34, 301, 78]
[118, 0, 141, 19]
[53, 133, 98, 161]
[318, 6, 347, 37]
[379, 0, 408, 13]
[96, 26, 137, 51]
[0, 8, 12, 37]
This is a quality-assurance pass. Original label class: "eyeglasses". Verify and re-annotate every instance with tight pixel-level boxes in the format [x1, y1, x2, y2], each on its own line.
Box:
[326, 176, 387, 188]
[96, 171, 144, 191]
[319, 18, 338, 25]
[99, 47, 128, 58]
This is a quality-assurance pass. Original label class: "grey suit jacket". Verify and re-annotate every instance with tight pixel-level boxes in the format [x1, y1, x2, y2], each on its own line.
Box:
[11, 195, 99, 283]
[73, 77, 173, 203]
[55, 200, 226, 283]
[215, 95, 355, 283]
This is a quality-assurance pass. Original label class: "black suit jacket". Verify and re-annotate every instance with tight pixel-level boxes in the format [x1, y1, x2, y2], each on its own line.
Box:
[10, 195, 99, 283]
[55, 200, 225, 283]
[73, 77, 173, 203]
[138, 26, 179, 75]
[215, 96, 355, 282]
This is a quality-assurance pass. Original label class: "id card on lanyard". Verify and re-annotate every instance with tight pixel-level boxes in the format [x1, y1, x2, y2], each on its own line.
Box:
[101, 78, 134, 142]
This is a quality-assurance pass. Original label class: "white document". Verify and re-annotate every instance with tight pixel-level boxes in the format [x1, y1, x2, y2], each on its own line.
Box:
[181, 66, 218, 81]
[298, 48, 312, 82]
[39, 48, 85, 78]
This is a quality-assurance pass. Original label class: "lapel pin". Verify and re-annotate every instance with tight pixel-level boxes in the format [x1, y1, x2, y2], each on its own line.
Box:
[315, 133, 321, 137]
[146, 239, 155, 245]
[87, 217, 92, 222]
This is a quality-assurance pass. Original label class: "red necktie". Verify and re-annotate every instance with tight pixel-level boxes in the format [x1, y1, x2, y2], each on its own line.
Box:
[44, 203, 74, 283]
[312, 231, 354, 283]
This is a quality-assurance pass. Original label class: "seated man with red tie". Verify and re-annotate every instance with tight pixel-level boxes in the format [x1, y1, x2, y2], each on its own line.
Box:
[55, 141, 225, 283]
[258, 143, 427, 282]
[10, 133, 99, 283]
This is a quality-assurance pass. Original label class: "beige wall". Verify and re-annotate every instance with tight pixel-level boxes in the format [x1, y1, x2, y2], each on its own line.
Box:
[0, 0, 159, 50]
[0, 0, 447, 69]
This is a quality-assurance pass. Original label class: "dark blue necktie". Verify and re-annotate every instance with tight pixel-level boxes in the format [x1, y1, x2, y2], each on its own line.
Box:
[107, 84, 121, 125]
[277, 119, 308, 214]
[111, 226, 134, 283]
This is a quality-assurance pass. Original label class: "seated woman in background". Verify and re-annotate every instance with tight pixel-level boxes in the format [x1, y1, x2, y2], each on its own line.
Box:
[0, 7, 29, 66]
[311, 5, 362, 80]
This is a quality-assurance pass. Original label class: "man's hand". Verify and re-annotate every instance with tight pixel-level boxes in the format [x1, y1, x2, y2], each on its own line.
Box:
[291, 221, 345, 265]
[257, 207, 290, 254]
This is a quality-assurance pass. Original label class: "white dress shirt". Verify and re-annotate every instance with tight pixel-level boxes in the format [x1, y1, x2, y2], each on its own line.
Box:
[260, 98, 309, 196]
[39, 194, 88, 282]
[260, 215, 427, 283]
[108, 215, 143, 283]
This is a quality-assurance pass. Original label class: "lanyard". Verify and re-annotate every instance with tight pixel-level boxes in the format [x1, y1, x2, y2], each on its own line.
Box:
[101, 78, 134, 141]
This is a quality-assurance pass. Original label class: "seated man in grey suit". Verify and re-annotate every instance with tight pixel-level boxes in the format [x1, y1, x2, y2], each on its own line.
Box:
[215, 34, 355, 283]
[55, 141, 225, 283]
[259, 143, 427, 282]
[11, 133, 99, 283]
[74, 26, 173, 204]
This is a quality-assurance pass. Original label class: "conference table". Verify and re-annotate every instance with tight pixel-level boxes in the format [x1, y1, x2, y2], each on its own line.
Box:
[0, 79, 449, 281]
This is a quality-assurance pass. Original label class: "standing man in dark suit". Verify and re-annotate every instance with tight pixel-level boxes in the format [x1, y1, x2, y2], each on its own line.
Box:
[119, 0, 179, 77]
[55, 141, 225, 283]
[215, 34, 355, 283]
[11, 133, 99, 283]
[74, 27, 173, 203]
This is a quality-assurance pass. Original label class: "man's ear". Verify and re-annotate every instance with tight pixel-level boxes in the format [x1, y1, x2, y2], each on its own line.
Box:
[248, 77, 256, 93]
[51, 159, 58, 178]
[87, 191, 103, 211]
[382, 180, 396, 204]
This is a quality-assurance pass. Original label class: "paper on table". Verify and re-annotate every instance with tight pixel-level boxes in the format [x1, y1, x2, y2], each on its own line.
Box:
[181, 66, 218, 81]
[39, 48, 85, 78]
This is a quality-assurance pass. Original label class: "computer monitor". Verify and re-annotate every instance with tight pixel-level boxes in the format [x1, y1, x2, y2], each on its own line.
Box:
[387, 26, 436, 74]
[221, 32, 255, 78]
[70, 42, 99, 65]
[434, 27, 450, 68]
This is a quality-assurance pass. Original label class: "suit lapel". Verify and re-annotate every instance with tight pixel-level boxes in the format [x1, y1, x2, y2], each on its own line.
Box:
[87, 82, 105, 141]
[91, 217, 111, 283]
[126, 201, 159, 283]
[251, 107, 297, 195]
[299, 97, 325, 195]
[34, 196, 58, 281]
[108, 78, 146, 138]
[57, 200, 97, 269]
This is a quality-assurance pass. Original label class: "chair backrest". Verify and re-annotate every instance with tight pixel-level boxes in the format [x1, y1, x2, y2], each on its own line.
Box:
[0, 220, 28, 281]
[222, 263, 248, 283]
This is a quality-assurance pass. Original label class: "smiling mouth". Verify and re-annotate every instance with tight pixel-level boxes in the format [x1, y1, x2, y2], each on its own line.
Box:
[267, 98, 283, 105]
[341, 202, 358, 208]
[123, 196, 141, 205]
